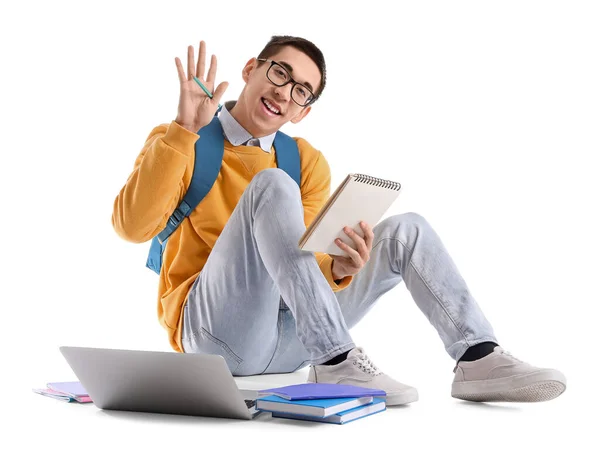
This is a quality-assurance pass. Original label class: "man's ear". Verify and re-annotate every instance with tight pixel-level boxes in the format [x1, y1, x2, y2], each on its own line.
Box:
[290, 105, 311, 124]
[242, 58, 258, 83]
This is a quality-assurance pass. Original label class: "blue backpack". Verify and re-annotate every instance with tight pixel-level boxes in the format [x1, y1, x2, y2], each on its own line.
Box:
[146, 115, 301, 274]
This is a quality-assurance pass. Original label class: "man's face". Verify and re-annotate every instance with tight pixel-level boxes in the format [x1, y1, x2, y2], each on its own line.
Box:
[237, 46, 322, 137]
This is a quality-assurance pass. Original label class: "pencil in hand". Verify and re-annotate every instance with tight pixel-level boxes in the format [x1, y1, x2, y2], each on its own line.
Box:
[193, 76, 222, 109]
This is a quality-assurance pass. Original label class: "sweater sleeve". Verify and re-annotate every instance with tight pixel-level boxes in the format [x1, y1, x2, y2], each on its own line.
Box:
[298, 139, 353, 291]
[112, 121, 199, 243]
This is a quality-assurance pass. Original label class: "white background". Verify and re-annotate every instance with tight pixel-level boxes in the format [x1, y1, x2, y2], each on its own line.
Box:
[1, 0, 599, 453]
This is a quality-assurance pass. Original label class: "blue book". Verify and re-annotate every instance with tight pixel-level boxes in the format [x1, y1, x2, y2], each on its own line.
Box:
[256, 395, 374, 418]
[257, 383, 386, 400]
[271, 398, 386, 424]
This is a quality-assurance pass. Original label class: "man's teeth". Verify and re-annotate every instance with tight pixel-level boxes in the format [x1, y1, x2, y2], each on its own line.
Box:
[263, 99, 280, 114]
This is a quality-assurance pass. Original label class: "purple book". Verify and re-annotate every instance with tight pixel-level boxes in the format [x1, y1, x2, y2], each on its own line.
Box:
[46, 381, 88, 398]
[257, 383, 386, 400]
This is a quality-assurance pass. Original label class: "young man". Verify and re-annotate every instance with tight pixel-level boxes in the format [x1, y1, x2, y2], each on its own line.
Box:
[112, 36, 566, 405]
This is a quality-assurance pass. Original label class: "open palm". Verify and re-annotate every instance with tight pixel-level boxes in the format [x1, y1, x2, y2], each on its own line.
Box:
[174, 41, 228, 132]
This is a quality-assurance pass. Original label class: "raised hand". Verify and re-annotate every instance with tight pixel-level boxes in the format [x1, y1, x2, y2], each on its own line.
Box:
[174, 40, 229, 133]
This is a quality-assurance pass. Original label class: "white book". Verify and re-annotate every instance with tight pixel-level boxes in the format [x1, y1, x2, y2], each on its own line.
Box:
[299, 174, 402, 257]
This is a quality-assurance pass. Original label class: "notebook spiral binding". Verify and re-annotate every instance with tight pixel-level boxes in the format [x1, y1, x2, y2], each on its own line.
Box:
[353, 174, 402, 191]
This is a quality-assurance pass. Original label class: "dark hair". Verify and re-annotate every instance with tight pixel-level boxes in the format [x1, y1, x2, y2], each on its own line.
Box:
[257, 35, 326, 103]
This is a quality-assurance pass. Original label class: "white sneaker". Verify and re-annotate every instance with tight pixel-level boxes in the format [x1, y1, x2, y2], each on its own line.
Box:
[451, 346, 567, 402]
[307, 347, 418, 406]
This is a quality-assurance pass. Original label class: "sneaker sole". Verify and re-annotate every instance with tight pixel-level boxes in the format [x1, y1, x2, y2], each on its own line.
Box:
[451, 369, 566, 402]
[386, 387, 419, 406]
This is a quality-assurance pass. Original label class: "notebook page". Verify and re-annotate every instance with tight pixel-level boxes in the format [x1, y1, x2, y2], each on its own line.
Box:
[300, 175, 401, 257]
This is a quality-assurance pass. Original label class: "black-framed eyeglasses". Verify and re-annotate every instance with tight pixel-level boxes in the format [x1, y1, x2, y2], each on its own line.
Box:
[257, 58, 316, 107]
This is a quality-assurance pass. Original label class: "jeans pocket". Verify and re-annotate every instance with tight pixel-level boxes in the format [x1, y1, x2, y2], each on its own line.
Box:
[191, 327, 243, 374]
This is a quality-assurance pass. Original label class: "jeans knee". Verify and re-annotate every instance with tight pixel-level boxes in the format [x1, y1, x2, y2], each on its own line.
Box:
[397, 212, 429, 227]
[376, 212, 430, 239]
[251, 168, 300, 200]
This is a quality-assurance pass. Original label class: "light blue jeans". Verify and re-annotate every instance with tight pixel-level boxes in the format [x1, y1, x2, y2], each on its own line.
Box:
[182, 169, 497, 375]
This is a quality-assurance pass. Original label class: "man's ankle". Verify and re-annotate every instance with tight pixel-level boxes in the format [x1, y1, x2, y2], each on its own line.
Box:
[321, 350, 351, 366]
[459, 342, 499, 362]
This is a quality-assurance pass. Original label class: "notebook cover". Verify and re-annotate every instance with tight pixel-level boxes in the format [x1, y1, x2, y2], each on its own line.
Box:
[33, 388, 75, 402]
[46, 381, 89, 398]
[257, 383, 386, 400]
[299, 174, 401, 257]
[271, 398, 386, 424]
[33, 388, 93, 403]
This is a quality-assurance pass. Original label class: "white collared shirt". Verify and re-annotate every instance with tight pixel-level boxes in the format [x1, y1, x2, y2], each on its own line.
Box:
[217, 101, 276, 153]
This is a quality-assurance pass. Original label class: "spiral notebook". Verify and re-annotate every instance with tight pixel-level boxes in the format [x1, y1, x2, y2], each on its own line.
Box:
[299, 174, 402, 257]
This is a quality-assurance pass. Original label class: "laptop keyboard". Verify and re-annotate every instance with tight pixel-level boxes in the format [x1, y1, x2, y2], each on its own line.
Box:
[245, 399, 256, 408]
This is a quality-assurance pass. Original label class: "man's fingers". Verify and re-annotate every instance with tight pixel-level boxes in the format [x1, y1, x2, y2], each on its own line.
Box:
[206, 54, 217, 85]
[187, 45, 195, 81]
[360, 221, 374, 251]
[213, 81, 229, 103]
[336, 239, 361, 265]
[335, 239, 350, 254]
[196, 40, 206, 80]
[344, 227, 368, 259]
[175, 57, 186, 84]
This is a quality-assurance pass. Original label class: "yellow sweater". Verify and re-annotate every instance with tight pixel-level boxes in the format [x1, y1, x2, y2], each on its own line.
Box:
[112, 121, 352, 352]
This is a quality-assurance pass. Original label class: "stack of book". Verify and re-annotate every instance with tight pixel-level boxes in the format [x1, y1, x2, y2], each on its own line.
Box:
[256, 383, 386, 425]
[33, 381, 92, 403]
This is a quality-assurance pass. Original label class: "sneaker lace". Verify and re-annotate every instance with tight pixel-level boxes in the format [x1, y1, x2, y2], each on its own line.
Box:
[353, 352, 383, 376]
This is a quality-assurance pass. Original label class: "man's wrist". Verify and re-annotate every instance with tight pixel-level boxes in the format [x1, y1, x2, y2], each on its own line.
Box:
[331, 264, 344, 282]
[174, 119, 197, 133]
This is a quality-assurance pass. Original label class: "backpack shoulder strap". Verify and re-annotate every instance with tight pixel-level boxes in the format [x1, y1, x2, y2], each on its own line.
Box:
[156, 116, 224, 243]
[147, 121, 298, 274]
[273, 131, 301, 187]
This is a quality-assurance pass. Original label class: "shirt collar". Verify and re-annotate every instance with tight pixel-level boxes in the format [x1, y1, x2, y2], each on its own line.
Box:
[218, 101, 276, 153]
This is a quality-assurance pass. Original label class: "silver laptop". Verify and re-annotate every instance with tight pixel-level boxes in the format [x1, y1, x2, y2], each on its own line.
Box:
[59, 346, 260, 420]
